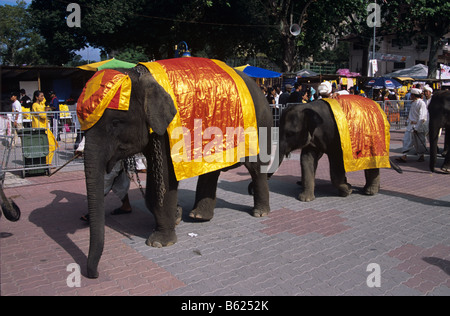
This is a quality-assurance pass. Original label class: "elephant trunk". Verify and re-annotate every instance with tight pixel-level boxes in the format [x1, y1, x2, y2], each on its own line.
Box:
[429, 117, 442, 173]
[84, 137, 106, 279]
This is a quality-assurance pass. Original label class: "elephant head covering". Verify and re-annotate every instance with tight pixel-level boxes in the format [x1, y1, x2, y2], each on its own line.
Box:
[77, 69, 132, 131]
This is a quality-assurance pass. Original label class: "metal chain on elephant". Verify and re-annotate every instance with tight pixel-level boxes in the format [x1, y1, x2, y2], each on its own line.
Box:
[125, 156, 145, 198]
[151, 136, 166, 207]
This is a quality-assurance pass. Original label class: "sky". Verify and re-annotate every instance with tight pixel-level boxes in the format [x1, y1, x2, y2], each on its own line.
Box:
[1, 0, 102, 62]
[1, 0, 32, 5]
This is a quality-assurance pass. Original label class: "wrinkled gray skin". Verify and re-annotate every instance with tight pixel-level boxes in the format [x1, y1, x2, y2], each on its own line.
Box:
[274, 100, 381, 202]
[83, 66, 272, 278]
[428, 90, 450, 173]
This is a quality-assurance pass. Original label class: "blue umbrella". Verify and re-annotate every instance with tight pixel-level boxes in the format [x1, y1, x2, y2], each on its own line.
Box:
[235, 65, 282, 78]
[366, 77, 402, 89]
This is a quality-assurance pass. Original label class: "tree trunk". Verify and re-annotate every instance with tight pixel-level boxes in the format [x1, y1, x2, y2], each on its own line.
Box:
[282, 33, 297, 73]
[427, 35, 442, 79]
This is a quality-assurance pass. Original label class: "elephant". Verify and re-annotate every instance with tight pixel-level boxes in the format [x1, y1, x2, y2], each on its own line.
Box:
[79, 60, 273, 278]
[429, 90, 450, 173]
[272, 96, 399, 202]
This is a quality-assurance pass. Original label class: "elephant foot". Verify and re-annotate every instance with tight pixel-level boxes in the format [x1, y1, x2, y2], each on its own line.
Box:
[87, 267, 99, 279]
[299, 191, 315, 202]
[146, 230, 177, 248]
[338, 184, 352, 197]
[189, 207, 214, 221]
[363, 184, 380, 196]
[252, 208, 270, 218]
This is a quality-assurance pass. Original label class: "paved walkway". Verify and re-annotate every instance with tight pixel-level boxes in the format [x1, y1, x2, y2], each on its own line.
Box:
[1, 130, 449, 296]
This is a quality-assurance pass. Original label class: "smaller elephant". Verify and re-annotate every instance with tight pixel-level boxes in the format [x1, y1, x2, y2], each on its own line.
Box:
[273, 96, 399, 202]
[429, 90, 450, 173]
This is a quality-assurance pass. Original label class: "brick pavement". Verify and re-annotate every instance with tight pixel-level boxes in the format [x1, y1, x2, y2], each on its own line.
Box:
[1, 129, 449, 296]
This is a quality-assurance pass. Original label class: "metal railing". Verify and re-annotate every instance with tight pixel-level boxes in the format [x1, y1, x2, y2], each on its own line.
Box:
[269, 99, 414, 141]
[1, 111, 83, 178]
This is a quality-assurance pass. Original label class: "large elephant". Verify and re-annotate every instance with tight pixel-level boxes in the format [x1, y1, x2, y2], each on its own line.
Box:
[79, 59, 272, 278]
[273, 96, 397, 202]
[429, 90, 450, 173]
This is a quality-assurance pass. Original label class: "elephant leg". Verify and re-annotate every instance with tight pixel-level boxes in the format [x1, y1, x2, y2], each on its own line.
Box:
[328, 154, 352, 197]
[145, 135, 179, 248]
[364, 169, 380, 195]
[189, 170, 221, 221]
[299, 147, 322, 202]
[442, 131, 450, 172]
[244, 162, 270, 217]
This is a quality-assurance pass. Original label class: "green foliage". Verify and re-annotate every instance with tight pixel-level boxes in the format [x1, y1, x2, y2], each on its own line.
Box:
[0, 0, 46, 65]
[113, 46, 149, 64]
[2, 0, 448, 73]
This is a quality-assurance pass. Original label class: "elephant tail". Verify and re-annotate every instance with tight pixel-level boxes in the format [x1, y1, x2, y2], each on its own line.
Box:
[389, 157, 403, 174]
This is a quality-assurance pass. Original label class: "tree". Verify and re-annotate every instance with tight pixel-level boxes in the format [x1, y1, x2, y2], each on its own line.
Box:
[382, 0, 450, 79]
[27, 0, 374, 72]
[0, 0, 46, 65]
[29, 0, 86, 65]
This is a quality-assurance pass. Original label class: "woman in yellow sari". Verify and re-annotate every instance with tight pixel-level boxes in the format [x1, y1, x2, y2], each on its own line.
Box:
[32, 90, 58, 165]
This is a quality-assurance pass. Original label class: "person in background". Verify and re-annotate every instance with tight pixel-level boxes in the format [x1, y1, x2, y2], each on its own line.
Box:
[19, 89, 33, 128]
[10, 91, 23, 147]
[288, 83, 302, 103]
[266, 87, 276, 105]
[423, 85, 433, 108]
[317, 81, 332, 99]
[48, 91, 62, 141]
[32, 90, 59, 165]
[278, 84, 292, 105]
[396, 88, 428, 163]
[19, 89, 32, 109]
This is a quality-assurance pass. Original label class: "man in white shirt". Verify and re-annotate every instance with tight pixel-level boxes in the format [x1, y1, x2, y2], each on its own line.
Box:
[396, 88, 428, 163]
[10, 92, 23, 146]
[423, 85, 433, 107]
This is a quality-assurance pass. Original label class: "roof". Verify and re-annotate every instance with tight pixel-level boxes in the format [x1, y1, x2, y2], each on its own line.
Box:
[1, 65, 83, 81]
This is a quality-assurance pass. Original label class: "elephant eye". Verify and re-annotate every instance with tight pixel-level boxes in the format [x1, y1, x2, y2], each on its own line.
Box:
[112, 119, 121, 127]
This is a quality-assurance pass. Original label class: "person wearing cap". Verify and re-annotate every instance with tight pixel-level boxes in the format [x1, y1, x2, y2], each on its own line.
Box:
[396, 88, 428, 163]
[10, 91, 23, 146]
[423, 85, 433, 107]
[278, 84, 292, 105]
[318, 81, 332, 99]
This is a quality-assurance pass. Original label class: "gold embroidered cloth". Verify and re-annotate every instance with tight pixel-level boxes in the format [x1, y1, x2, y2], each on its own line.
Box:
[323, 95, 391, 172]
[141, 57, 259, 181]
[77, 69, 132, 131]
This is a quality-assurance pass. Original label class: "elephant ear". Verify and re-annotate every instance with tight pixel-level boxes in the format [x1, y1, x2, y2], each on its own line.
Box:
[304, 108, 323, 135]
[140, 73, 177, 135]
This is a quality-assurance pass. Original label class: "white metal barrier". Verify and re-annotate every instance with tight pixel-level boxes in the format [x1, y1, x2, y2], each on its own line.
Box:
[270, 99, 413, 135]
[1, 111, 83, 177]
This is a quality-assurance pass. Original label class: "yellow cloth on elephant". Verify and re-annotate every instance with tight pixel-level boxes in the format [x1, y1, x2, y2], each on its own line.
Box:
[323, 95, 391, 172]
[77, 69, 132, 131]
[141, 57, 259, 181]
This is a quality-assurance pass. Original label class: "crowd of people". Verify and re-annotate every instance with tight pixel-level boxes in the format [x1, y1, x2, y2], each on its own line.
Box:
[4, 89, 59, 164]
